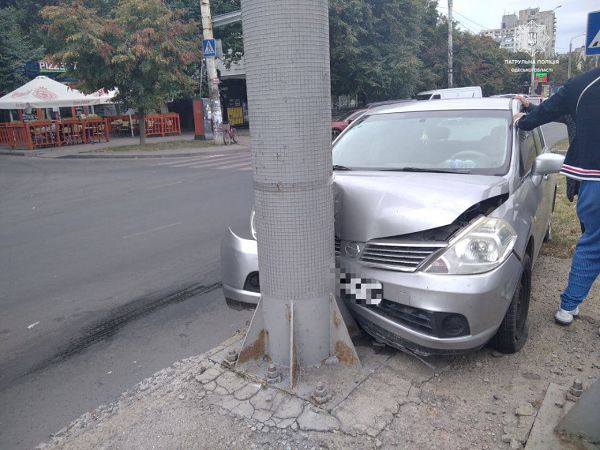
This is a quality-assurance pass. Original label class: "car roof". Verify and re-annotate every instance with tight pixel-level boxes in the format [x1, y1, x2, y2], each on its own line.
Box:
[367, 98, 514, 115]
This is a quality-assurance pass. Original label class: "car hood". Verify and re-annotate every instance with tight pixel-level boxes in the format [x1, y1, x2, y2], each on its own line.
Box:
[333, 172, 509, 242]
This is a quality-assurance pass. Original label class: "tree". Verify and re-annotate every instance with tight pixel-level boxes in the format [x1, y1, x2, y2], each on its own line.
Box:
[330, 0, 434, 103]
[0, 7, 43, 95]
[42, 0, 200, 144]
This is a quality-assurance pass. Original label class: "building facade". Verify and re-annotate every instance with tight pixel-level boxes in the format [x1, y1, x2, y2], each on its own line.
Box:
[482, 7, 556, 56]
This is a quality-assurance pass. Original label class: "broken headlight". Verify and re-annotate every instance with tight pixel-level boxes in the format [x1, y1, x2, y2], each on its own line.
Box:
[424, 217, 517, 275]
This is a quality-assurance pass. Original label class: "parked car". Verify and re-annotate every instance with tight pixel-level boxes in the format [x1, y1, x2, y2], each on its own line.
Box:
[221, 98, 563, 356]
[331, 109, 367, 139]
[416, 86, 482, 100]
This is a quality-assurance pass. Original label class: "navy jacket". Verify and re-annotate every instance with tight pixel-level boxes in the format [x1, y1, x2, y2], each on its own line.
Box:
[516, 67, 600, 181]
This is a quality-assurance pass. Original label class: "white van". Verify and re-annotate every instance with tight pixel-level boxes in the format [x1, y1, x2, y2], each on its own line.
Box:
[416, 86, 482, 100]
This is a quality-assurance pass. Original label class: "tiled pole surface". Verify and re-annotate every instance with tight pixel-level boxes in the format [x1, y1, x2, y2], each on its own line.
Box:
[241, 0, 334, 367]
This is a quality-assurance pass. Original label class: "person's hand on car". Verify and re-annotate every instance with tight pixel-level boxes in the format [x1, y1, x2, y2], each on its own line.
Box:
[515, 95, 530, 108]
[512, 112, 526, 124]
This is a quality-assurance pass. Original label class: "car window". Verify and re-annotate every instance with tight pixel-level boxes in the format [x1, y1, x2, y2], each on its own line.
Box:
[519, 130, 539, 176]
[332, 110, 512, 175]
[431, 94, 441, 99]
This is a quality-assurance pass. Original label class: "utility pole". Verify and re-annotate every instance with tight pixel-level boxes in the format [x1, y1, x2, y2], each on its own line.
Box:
[568, 33, 586, 79]
[200, 0, 222, 142]
[528, 25, 537, 95]
[447, 0, 453, 88]
[237, 0, 359, 386]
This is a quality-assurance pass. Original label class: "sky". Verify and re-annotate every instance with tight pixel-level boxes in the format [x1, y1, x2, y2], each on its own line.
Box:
[436, 0, 600, 53]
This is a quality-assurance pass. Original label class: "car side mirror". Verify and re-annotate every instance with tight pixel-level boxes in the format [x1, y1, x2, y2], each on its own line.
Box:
[532, 153, 564, 175]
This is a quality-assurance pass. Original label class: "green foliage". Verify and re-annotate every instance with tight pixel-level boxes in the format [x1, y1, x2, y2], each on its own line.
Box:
[42, 0, 200, 114]
[0, 7, 43, 94]
[330, 0, 432, 102]
[4, 0, 579, 108]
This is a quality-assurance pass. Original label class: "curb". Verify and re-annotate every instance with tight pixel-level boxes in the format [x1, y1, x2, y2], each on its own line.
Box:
[1, 146, 249, 160]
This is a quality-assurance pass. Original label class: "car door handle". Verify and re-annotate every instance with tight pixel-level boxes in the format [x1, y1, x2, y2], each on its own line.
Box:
[543, 174, 549, 181]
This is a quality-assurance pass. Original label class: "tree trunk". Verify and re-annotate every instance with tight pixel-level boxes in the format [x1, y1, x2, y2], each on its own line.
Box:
[139, 108, 146, 145]
[239, 0, 357, 376]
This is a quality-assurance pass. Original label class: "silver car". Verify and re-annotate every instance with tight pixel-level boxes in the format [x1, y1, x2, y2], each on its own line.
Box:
[221, 98, 564, 355]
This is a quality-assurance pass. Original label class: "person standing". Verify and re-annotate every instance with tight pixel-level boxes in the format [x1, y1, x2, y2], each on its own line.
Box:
[516, 96, 583, 230]
[513, 67, 600, 327]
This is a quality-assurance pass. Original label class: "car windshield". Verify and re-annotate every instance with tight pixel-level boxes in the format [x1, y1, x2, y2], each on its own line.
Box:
[332, 109, 512, 175]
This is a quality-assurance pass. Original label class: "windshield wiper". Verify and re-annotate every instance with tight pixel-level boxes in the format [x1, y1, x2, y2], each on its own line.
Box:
[333, 164, 352, 171]
[378, 167, 471, 174]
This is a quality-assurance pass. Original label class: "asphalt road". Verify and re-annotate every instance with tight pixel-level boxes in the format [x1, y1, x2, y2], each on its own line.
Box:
[0, 151, 255, 449]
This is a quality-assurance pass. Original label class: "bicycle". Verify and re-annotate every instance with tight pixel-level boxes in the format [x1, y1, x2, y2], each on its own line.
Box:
[221, 122, 238, 146]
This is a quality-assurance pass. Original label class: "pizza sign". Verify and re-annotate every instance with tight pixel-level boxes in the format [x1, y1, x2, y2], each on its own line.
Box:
[38, 61, 67, 73]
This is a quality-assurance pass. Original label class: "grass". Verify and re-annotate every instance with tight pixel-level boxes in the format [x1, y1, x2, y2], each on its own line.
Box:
[551, 137, 569, 153]
[104, 139, 216, 152]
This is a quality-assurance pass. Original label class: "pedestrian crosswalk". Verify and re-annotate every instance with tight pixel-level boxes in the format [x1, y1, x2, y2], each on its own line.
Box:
[151, 152, 252, 172]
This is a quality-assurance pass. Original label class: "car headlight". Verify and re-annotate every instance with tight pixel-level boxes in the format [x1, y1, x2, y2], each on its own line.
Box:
[250, 209, 257, 240]
[424, 217, 517, 275]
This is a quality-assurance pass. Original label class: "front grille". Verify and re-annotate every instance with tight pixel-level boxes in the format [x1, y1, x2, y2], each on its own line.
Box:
[360, 240, 446, 272]
[335, 236, 341, 255]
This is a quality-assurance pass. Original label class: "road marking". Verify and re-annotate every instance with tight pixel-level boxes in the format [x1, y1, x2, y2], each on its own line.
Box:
[145, 181, 183, 190]
[218, 161, 253, 170]
[27, 321, 40, 329]
[186, 155, 250, 169]
[122, 222, 182, 239]
[167, 154, 250, 168]
[152, 153, 247, 167]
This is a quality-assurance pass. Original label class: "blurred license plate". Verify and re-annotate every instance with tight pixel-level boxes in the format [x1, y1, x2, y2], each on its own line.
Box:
[339, 273, 383, 305]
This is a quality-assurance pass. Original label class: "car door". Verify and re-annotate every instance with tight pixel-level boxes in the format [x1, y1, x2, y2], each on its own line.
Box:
[534, 127, 556, 243]
[517, 129, 547, 261]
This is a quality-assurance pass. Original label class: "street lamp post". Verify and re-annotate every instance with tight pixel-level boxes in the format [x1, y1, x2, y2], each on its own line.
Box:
[568, 32, 586, 79]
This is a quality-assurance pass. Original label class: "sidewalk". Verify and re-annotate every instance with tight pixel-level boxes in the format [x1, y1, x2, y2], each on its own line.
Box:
[0, 132, 250, 159]
[36, 256, 599, 450]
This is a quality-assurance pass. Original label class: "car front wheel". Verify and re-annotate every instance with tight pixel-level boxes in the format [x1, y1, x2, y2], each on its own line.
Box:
[490, 253, 532, 354]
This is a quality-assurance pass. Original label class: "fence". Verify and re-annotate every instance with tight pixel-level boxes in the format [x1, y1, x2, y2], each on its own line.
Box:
[0, 119, 111, 150]
[0, 113, 180, 150]
[108, 113, 181, 138]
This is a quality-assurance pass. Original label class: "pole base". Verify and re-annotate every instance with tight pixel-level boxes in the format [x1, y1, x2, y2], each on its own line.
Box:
[237, 294, 360, 388]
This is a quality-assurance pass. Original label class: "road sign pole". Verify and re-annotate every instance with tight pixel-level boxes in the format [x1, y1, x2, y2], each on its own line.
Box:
[200, 0, 223, 143]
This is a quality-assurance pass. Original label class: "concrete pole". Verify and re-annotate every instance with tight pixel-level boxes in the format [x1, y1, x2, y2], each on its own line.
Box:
[238, 0, 358, 385]
[200, 0, 222, 142]
[447, 0, 454, 88]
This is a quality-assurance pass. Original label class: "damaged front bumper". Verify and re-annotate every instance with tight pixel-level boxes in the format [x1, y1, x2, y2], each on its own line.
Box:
[221, 228, 260, 306]
[220, 229, 523, 355]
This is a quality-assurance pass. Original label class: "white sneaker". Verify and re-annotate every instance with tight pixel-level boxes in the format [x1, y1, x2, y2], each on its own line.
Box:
[555, 306, 579, 325]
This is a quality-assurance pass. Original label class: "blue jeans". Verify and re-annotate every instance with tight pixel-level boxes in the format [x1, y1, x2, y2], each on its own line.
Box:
[560, 180, 600, 311]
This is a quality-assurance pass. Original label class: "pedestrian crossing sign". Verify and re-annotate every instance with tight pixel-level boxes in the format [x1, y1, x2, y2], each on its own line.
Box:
[203, 39, 217, 58]
[586, 11, 600, 56]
